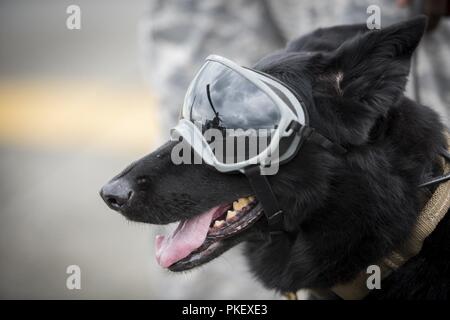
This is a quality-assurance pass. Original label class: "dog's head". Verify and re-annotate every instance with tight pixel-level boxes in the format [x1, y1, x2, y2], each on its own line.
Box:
[100, 17, 445, 290]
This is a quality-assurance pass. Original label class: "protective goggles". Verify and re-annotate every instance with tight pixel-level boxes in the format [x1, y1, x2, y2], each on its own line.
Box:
[171, 55, 347, 233]
[171, 55, 314, 174]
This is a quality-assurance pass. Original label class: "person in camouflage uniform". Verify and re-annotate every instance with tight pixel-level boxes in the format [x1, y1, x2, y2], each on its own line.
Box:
[141, 0, 449, 131]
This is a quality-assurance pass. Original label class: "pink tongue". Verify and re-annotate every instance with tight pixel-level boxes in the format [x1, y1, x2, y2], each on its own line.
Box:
[155, 206, 221, 268]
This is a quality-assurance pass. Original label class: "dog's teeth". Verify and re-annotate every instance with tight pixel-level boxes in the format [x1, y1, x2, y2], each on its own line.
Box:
[233, 198, 250, 211]
[213, 220, 225, 228]
[226, 210, 237, 221]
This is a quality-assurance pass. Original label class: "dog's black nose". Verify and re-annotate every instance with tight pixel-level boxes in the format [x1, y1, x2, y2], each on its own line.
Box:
[100, 179, 133, 210]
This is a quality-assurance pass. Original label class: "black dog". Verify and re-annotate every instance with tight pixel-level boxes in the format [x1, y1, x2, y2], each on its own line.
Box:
[100, 17, 450, 299]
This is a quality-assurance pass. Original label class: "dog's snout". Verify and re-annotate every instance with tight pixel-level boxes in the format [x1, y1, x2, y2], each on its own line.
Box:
[100, 179, 133, 210]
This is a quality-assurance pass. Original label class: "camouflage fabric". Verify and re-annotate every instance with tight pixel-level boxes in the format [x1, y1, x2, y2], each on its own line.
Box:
[141, 0, 449, 129]
[266, 0, 449, 124]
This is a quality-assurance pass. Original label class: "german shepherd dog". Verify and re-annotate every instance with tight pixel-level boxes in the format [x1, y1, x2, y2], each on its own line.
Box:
[100, 17, 450, 299]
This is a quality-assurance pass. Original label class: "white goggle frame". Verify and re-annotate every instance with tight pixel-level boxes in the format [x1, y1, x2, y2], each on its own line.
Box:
[171, 55, 307, 174]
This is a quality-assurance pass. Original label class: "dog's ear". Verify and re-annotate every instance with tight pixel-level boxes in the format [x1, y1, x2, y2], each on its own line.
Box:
[331, 16, 427, 114]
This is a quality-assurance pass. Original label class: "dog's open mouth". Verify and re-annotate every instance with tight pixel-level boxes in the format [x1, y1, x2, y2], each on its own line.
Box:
[155, 196, 263, 271]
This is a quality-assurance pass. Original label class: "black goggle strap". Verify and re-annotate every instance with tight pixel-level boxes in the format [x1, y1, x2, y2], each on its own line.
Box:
[288, 121, 348, 155]
[418, 148, 450, 188]
[243, 122, 347, 238]
[244, 165, 285, 237]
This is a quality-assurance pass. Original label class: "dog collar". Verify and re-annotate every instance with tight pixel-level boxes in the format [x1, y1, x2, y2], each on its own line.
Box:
[284, 132, 450, 300]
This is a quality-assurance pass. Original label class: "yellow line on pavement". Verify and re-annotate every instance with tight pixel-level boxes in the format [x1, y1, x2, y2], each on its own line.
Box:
[0, 80, 162, 153]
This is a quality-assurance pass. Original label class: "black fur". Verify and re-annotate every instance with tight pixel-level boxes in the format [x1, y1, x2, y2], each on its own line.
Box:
[101, 17, 450, 299]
